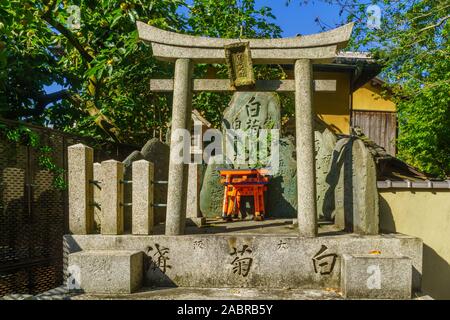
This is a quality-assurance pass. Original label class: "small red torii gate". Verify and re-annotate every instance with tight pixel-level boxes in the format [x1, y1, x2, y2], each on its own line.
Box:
[219, 168, 270, 221]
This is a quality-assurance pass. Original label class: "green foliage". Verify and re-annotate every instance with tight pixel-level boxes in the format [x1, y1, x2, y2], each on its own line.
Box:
[0, 0, 286, 145]
[0, 122, 67, 189]
[187, 0, 285, 128]
[290, 0, 450, 177]
[349, 0, 450, 177]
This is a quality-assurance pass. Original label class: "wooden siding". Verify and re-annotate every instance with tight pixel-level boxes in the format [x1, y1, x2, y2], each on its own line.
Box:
[352, 110, 397, 156]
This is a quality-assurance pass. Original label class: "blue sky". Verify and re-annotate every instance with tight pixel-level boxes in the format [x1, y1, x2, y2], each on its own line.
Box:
[255, 0, 348, 37]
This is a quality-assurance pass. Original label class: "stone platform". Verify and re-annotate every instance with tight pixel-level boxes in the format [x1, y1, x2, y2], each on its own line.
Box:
[64, 218, 422, 298]
[71, 287, 344, 300]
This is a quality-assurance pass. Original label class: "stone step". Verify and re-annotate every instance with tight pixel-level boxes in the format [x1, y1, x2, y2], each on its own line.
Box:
[341, 254, 412, 299]
[67, 250, 143, 294]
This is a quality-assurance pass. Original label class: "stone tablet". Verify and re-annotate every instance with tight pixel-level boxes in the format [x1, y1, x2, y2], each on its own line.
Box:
[222, 92, 281, 132]
[200, 92, 297, 218]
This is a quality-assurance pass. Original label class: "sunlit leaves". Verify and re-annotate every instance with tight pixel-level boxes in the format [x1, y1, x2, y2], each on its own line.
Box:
[290, 0, 450, 177]
[1, 0, 285, 147]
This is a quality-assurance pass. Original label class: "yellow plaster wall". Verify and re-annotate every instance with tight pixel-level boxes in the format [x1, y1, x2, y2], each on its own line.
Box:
[353, 82, 396, 112]
[313, 71, 351, 134]
[379, 190, 450, 299]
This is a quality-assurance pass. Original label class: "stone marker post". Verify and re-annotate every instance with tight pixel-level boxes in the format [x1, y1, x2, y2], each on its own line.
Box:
[132, 160, 154, 235]
[351, 139, 379, 235]
[101, 160, 124, 235]
[68, 143, 94, 234]
[166, 58, 193, 235]
[186, 117, 205, 227]
[294, 59, 317, 237]
[186, 162, 206, 227]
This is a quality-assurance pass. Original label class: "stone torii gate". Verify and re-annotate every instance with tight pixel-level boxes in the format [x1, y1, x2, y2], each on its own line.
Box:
[137, 21, 354, 237]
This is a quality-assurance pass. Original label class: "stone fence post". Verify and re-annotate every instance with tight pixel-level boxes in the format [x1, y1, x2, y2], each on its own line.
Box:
[101, 160, 124, 235]
[132, 160, 154, 235]
[93, 162, 102, 232]
[68, 144, 94, 234]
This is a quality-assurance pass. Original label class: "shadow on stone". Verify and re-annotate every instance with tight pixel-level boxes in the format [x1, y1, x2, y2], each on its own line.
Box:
[144, 248, 177, 288]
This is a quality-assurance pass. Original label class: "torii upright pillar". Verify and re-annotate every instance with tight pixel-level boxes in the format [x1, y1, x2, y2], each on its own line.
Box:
[165, 58, 193, 235]
[295, 59, 317, 237]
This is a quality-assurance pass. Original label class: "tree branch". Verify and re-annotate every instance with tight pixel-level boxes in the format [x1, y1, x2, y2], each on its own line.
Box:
[41, 12, 94, 63]
[418, 15, 450, 33]
[12, 90, 70, 117]
[410, 4, 450, 22]
[67, 94, 122, 143]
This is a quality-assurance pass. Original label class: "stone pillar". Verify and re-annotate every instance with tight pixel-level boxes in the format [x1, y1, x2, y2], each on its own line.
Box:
[93, 162, 102, 232]
[186, 163, 206, 227]
[132, 160, 154, 235]
[68, 144, 94, 234]
[294, 59, 317, 237]
[186, 118, 205, 227]
[166, 58, 193, 235]
[351, 139, 379, 235]
[101, 160, 124, 235]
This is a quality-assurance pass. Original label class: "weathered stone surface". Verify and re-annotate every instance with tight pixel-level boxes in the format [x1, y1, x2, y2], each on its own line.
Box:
[137, 21, 354, 63]
[295, 59, 317, 237]
[341, 254, 412, 299]
[68, 250, 143, 294]
[68, 144, 94, 235]
[225, 42, 255, 88]
[351, 139, 379, 235]
[281, 118, 381, 233]
[266, 137, 297, 218]
[123, 150, 145, 168]
[186, 217, 206, 227]
[132, 160, 154, 235]
[149, 79, 341, 93]
[100, 160, 124, 235]
[277, 117, 343, 221]
[140, 138, 170, 224]
[200, 92, 297, 219]
[72, 287, 344, 300]
[93, 162, 102, 233]
[200, 155, 231, 218]
[331, 138, 379, 234]
[122, 139, 169, 228]
[318, 138, 379, 234]
[65, 233, 422, 291]
[166, 58, 193, 235]
[324, 138, 349, 225]
[186, 163, 202, 219]
[123, 151, 144, 232]
[314, 120, 338, 220]
[137, 21, 354, 51]
[222, 92, 281, 132]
